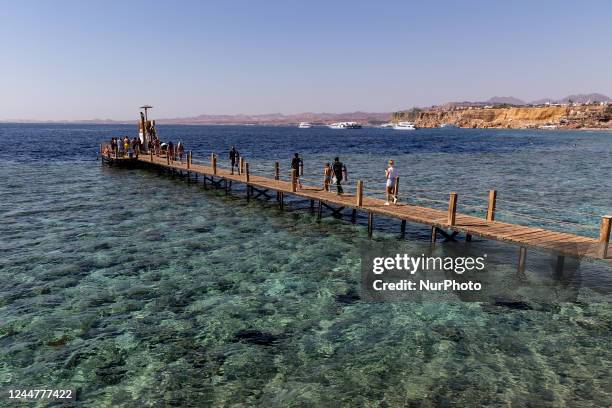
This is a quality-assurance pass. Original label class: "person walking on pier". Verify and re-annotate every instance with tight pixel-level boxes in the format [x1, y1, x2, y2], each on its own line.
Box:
[323, 163, 332, 192]
[168, 141, 174, 161]
[291, 153, 303, 189]
[177, 141, 185, 163]
[385, 159, 398, 205]
[229, 146, 239, 174]
[332, 157, 346, 195]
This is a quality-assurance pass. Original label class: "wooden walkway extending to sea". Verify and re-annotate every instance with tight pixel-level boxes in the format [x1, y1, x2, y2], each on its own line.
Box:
[102, 150, 612, 266]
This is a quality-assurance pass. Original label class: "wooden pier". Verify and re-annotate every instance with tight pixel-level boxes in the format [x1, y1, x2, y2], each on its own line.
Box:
[102, 151, 611, 263]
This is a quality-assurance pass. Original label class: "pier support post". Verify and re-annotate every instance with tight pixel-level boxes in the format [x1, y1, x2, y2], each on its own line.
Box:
[351, 209, 357, 223]
[291, 169, 297, 192]
[431, 227, 437, 243]
[518, 247, 527, 275]
[555, 254, 565, 278]
[246, 163, 250, 182]
[275, 161, 280, 202]
[238, 157, 244, 175]
[212, 154, 217, 175]
[167, 153, 170, 165]
[466, 233, 472, 242]
[367, 212, 374, 239]
[401, 220, 406, 238]
[448, 192, 457, 226]
[279, 192, 284, 210]
[394, 176, 400, 203]
[310, 199, 315, 213]
[150, 150, 153, 162]
[599, 216, 611, 258]
[356, 180, 364, 207]
[486, 189, 497, 221]
[317, 201, 322, 220]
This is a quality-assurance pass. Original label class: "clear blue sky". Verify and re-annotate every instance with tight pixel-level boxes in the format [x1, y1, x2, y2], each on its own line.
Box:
[2, 0, 611, 120]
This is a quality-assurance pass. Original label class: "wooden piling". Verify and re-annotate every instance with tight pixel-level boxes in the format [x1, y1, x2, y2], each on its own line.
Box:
[368, 212, 374, 238]
[246, 163, 250, 182]
[555, 254, 565, 277]
[599, 216, 611, 258]
[317, 200, 322, 220]
[212, 154, 217, 175]
[393, 176, 400, 203]
[275, 162, 280, 201]
[279, 191, 284, 210]
[239, 157, 244, 175]
[310, 199, 315, 213]
[518, 247, 527, 274]
[401, 220, 406, 238]
[448, 192, 457, 226]
[167, 153, 170, 165]
[299, 161, 304, 177]
[486, 189, 497, 221]
[356, 180, 364, 207]
[291, 169, 297, 192]
[150, 149, 153, 162]
[351, 209, 357, 223]
[431, 227, 437, 243]
[187, 151, 191, 169]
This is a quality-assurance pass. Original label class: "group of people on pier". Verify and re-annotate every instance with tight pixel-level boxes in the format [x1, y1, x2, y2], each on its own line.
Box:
[105, 136, 143, 158]
[228, 147, 399, 205]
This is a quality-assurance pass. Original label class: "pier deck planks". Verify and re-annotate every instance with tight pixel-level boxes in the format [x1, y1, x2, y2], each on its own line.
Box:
[125, 154, 610, 262]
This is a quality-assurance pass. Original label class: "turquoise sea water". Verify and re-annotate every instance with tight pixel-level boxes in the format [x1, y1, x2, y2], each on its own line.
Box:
[0, 124, 611, 407]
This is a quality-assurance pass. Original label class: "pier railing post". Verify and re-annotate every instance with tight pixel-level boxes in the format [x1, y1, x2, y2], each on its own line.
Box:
[393, 176, 400, 203]
[212, 154, 217, 175]
[274, 162, 280, 180]
[246, 162, 250, 182]
[167, 152, 170, 165]
[150, 149, 153, 162]
[291, 169, 297, 192]
[448, 192, 457, 226]
[300, 161, 304, 177]
[239, 157, 244, 175]
[356, 180, 363, 207]
[187, 151, 191, 169]
[599, 216, 611, 258]
[486, 189, 497, 221]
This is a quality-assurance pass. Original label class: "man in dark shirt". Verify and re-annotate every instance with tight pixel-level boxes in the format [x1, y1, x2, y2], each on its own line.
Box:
[332, 157, 345, 194]
[229, 146, 238, 174]
[291, 153, 303, 189]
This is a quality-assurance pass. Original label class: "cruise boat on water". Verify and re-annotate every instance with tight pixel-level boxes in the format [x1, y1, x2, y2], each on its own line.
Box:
[439, 123, 457, 128]
[328, 122, 362, 129]
[298, 122, 312, 128]
[379, 123, 394, 128]
[393, 121, 417, 130]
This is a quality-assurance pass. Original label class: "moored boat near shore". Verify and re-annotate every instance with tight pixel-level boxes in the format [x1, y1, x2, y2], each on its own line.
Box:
[328, 122, 362, 129]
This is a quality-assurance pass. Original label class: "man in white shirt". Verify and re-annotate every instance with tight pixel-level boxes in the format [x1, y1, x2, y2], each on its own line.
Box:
[385, 159, 398, 205]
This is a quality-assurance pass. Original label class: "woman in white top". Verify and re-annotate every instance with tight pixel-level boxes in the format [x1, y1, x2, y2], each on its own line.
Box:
[385, 159, 398, 205]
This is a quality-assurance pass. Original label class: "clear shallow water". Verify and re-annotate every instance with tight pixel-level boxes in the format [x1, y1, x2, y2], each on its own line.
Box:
[0, 124, 611, 407]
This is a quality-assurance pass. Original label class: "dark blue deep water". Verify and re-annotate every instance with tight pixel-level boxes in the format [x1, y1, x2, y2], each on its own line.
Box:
[1, 124, 611, 406]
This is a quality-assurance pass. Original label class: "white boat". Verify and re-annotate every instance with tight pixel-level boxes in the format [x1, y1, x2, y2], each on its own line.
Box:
[439, 123, 457, 128]
[328, 121, 362, 129]
[539, 124, 557, 130]
[380, 123, 394, 128]
[393, 121, 416, 130]
[298, 122, 312, 128]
